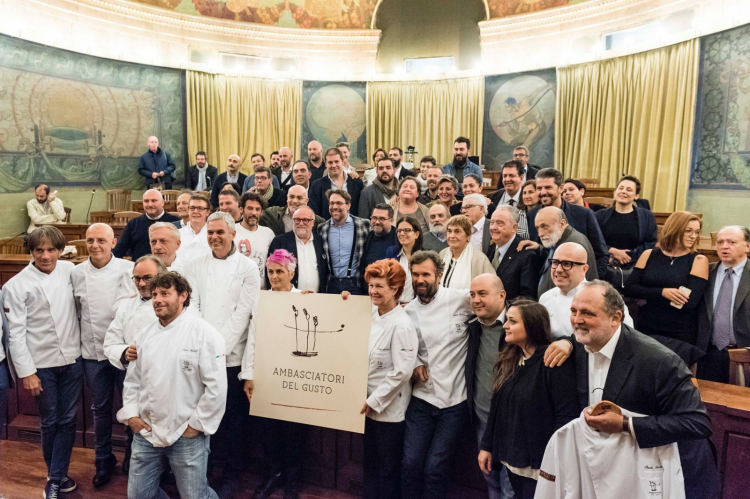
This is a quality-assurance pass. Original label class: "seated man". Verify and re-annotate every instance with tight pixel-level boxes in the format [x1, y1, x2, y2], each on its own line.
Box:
[539, 242, 632, 337]
[117, 272, 227, 499]
[27, 184, 66, 232]
[113, 190, 181, 261]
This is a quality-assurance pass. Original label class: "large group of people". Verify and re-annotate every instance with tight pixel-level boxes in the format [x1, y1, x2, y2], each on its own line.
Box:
[2, 133, 748, 499]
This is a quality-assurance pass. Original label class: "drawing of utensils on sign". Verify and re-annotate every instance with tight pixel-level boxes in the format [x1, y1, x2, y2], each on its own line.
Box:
[287, 305, 345, 357]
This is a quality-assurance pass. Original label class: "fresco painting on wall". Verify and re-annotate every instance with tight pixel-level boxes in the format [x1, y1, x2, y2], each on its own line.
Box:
[133, 0, 378, 29]
[301, 81, 367, 165]
[691, 24, 750, 190]
[482, 69, 556, 171]
[0, 35, 185, 193]
[487, 0, 589, 19]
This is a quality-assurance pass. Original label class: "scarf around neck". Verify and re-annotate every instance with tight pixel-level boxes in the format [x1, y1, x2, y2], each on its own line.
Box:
[258, 184, 274, 202]
[373, 176, 398, 199]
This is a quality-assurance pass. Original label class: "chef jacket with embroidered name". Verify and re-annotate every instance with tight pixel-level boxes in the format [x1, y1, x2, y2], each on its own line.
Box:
[183, 249, 260, 368]
[3, 261, 80, 378]
[404, 287, 472, 409]
[72, 256, 135, 362]
[367, 305, 418, 422]
[103, 295, 158, 370]
[116, 310, 227, 448]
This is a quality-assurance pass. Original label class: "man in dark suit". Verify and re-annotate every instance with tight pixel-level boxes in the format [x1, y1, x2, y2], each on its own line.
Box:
[389, 147, 416, 181]
[422, 204, 449, 252]
[271, 147, 296, 192]
[308, 148, 364, 219]
[265, 206, 327, 291]
[567, 281, 719, 499]
[185, 151, 218, 191]
[306, 140, 326, 183]
[527, 168, 608, 277]
[485, 205, 539, 301]
[210, 155, 248, 210]
[697, 225, 750, 383]
[512, 146, 539, 180]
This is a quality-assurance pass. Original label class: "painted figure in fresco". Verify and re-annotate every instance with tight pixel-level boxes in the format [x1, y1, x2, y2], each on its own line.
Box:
[496, 82, 554, 149]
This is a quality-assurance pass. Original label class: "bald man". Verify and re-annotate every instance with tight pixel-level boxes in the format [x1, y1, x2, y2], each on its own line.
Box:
[306, 140, 326, 182]
[272, 146, 296, 191]
[137, 136, 175, 189]
[72, 223, 136, 487]
[113, 190, 181, 260]
[211, 154, 249, 210]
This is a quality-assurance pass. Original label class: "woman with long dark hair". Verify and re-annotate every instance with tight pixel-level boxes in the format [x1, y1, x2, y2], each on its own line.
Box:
[385, 216, 423, 303]
[478, 300, 578, 499]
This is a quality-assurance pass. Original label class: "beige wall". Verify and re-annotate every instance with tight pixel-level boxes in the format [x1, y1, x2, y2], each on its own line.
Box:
[687, 189, 750, 234]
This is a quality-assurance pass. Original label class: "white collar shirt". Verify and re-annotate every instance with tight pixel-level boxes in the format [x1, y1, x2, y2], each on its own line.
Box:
[117, 310, 227, 447]
[470, 217, 486, 252]
[586, 325, 622, 406]
[72, 256, 136, 361]
[280, 167, 292, 183]
[3, 261, 80, 378]
[404, 287, 472, 409]
[499, 189, 521, 206]
[167, 255, 186, 275]
[712, 258, 748, 336]
[295, 233, 320, 293]
[226, 172, 239, 184]
[196, 166, 208, 191]
[145, 210, 166, 221]
[103, 295, 158, 370]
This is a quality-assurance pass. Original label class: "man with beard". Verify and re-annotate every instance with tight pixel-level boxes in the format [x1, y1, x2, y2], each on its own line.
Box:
[249, 166, 287, 209]
[422, 204, 449, 252]
[235, 192, 276, 288]
[242, 154, 280, 193]
[307, 140, 326, 182]
[270, 151, 280, 169]
[359, 158, 399, 219]
[185, 151, 218, 191]
[389, 147, 416, 181]
[260, 184, 324, 236]
[442, 137, 483, 198]
[309, 148, 365, 219]
[418, 159, 442, 205]
[401, 250, 472, 499]
[360, 203, 397, 274]
[117, 272, 227, 499]
[210, 155, 248, 211]
[527, 168, 608, 277]
[272, 147, 295, 192]
[27, 184, 67, 232]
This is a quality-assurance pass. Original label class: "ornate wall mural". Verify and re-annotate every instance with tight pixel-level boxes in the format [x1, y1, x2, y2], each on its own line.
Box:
[131, 0, 378, 29]
[482, 69, 556, 171]
[487, 0, 589, 19]
[691, 24, 750, 190]
[0, 34, 186, 193]
[301, 81, 367, 165]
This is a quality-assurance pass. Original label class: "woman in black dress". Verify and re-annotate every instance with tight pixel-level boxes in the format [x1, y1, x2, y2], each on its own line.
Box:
[624, 211, 709, 363]
[478, 300, 578, 499]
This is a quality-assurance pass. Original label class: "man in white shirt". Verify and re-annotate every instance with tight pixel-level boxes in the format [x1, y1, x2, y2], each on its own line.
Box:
[235, 192, 276, 288]
[273, 146, 295, 191]
[117, 272, 227, 499]
[177, 194, 211, 261]
[539, 242, 633, 338]
[267, 206, 326, 292]
[71, 223, 135, 488]
[461, 193, 491, 254]
[26, 184, 66, 232]
[3, 226, 82, 498]
[184, 211, 261, 497]
[149, 222, 185, 273]
[401, 250, 472, 499]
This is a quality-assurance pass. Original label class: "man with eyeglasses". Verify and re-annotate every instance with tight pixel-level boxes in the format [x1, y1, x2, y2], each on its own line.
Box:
[359, 204, 396, 280]
[260, 184, 324, 236]
[539, 242, 632, 338]
[461, 193, 492, 254]
[512, 145, 539, 180]
[177, 194, 212, 261]
[266, 206, 327, 292]
[103, 255, 166, 475]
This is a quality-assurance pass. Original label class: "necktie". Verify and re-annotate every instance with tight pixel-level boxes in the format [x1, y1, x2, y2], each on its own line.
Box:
[492, 247, 501, 269]
[713, 268, 735, 350]
[508, 199, 515, 207]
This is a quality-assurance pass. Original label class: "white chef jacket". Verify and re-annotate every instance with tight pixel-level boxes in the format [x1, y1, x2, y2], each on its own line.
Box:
[404, 287, 472, 409]
[535, 409, 685, 499]
[183, 249, 260, 368]
[72, 256, 135, 361]
[367, 305, 418, 422]
[3, 261, 80, 378]
[117, 310, 227, 447]
[26, 197, 66, 232]
[539, 280, 634, 338]
[167, 255, 187, 275]
[103, 295, 158, 370]
[177, 223, 210, 261]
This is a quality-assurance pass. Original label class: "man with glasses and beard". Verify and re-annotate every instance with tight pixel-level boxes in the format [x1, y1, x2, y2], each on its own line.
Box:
[235, 192, 276, 288]
[360, 203, 397, 276]
[441, 137, 482, 198]
[359, 158, 399, 220]
[422, 204, 449, 252]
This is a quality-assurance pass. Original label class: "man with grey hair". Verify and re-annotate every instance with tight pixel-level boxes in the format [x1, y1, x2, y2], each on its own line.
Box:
[567, 280, 718, 499]
[461, 193, 491, 254]
[211, 154, 248, 210]
[697, 225, 750, 383]
[184, 210, 261, 497]
[423, 204, 449, 252]
[114, 189, 181, 261]
[148, 222, 183, 272]
[138, 136, 175, 189]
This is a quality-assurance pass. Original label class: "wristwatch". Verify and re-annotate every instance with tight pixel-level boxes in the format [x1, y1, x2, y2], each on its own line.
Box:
[622, 415, 630, 434]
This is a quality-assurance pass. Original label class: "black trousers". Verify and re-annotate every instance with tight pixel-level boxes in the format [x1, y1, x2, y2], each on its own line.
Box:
[507, 471, 537, 499]
[697, 344, 730, 383]
[259, 417, 305, 484]
[363, 418, 405, 499]
[211, 366, 250, 473]
[326, 276, 366, 295]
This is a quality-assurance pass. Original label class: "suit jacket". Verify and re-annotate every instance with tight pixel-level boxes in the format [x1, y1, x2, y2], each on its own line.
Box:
[210, 172, 248, 210]
[264, 187, 288, 209]
[396, 166, 416, 181]
[485, 235, 540, 301]
[635, 198, 651, 210]
[480, 218, 492, 255]
[260, 206, 325, 237]
[573, 324, 718, 498]
[527, 200, 609, 277]
[308, 175, 364, 220]
[271, 166, 296, 191]
[465, 316, 505, 425]
[318, 216, 371, 278]
[185, 164, 218, 191]
[538, 225, 598, 296]
[525, 164, 540, 179]
[697, 260, 750, 351]
[358, 184, 394, 220]
[266, 231, 328, 290]
[422, 232, 448, 253]
[594, 206, 658, 263]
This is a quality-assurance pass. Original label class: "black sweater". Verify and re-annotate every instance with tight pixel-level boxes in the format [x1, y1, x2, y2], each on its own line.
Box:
[112, 213, 181, 260]
[480, 345, 578, 470]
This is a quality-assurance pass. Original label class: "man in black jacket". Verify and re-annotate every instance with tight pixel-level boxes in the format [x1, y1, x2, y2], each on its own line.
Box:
[138, 136, 176, 189]
[566, 281, 719, 499]
[113, 190, 181, 260]
[306, 140, 326, 183]
[308, 148, 364, 219]
[512, 146, 539, 180]
[210, 155, 248, 210]
[485, 206, 539, 301]
[389, 147, 416, 181]
[185, 151, 218, 191]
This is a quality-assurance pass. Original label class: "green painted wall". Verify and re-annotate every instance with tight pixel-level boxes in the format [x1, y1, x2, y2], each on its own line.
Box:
[687, 189, 750, 233]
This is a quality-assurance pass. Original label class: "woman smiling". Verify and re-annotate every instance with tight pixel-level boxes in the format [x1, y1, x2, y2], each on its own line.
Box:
[438, 215, 494, 290]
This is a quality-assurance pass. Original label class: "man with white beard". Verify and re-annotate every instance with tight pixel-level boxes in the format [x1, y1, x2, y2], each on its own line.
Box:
[422, 204, 449, 252]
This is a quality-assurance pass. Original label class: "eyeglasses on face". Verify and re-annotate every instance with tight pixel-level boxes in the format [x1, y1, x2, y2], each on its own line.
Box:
[132, 275, 155, 283]
[293, 218, 314, 224]
[370, 216, 392, 223]
[550, 260, 586, 271]
[461, 204, 479, 210]
[188, 206, 209, 212]
[397, 228, 415, 235]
